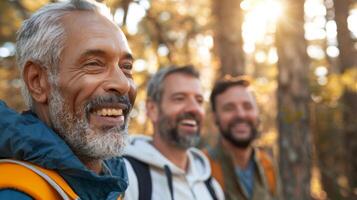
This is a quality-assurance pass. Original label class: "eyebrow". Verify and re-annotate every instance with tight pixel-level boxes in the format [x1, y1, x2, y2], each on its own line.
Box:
[80, 49, 106, 59]
[171, 92, 203, 97]
[121, 53, 134, 61]
[79, 49, 134, 61]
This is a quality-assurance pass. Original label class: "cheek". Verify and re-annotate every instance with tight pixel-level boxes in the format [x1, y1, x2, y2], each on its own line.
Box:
[128, 79, 137, 106]
[161, 101, 183, 115]
[59, 78, 102, 112]
[222, 117, 233, 128]
[163, 108, 178, 119]
[160, 107, 181, 123]
[197, 107, 205, 118]
[216, 113, 231, 127]
[246, 112, 259, 123]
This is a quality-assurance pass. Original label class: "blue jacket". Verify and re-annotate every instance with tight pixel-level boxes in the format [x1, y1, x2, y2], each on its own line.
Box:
[0, 100, 128, 200]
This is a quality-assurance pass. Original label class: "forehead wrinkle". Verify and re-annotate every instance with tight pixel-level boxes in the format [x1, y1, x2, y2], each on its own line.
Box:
[79, 49, 107, 59]
[62, 12, 130, 53]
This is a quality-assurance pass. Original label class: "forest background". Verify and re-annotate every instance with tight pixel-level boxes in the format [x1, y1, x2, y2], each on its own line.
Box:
[0, 0, 356, 199]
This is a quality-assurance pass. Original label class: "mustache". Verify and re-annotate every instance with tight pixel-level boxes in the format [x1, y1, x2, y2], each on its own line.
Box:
[84, 94, 132, 116]
[228, 117, 254, 129]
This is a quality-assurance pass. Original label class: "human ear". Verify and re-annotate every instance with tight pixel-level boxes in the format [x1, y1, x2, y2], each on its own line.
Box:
[213, 113, 220, 125]
[23, 61, 50, 104]
[146, 99, 159, 122]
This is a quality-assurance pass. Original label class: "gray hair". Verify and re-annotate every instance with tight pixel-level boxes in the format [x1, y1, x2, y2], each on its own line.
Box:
[147, 65, 200, 103]
[16, 0, 113, 108]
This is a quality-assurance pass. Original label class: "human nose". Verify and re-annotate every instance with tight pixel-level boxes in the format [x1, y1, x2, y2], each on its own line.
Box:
[185, 97, 205, 117]
[234, 106, 247, 118]
[103, 66, 130, 95]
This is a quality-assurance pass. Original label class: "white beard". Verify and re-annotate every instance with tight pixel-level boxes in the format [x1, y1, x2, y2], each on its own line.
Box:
[48, 86, 128, 161]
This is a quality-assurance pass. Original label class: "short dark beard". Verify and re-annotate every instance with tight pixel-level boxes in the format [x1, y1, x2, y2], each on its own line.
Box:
[157, 111, 201, 150]
[217, 117, 258, 149]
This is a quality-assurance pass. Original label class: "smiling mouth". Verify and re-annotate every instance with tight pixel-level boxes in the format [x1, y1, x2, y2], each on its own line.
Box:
[179, 119, 198, 127]
[178, 119, 200, 134]
[88, 107, 127, 128]
[94, 108, 123, 117]
[231, 122, 251, 135]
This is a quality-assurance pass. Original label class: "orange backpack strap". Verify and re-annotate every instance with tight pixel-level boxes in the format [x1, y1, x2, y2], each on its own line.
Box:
[257, 151, 277, 196]
[0, 159, 80, 200]
[203, 149, 225, 189]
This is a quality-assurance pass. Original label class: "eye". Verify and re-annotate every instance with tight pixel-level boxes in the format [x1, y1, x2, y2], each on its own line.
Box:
[196, 96, 204, 105]
[84, 59, 104, 67]
[119, 62, 133, 77]
[172, 95, 185, 102]
[243, 102, 253, 110]
[222, 104, 235, 112]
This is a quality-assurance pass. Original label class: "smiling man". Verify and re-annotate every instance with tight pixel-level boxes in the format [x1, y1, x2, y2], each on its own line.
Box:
[205, 76, 281, 200]
[123, 66, 224, 200]
[0, 0, 135, 199]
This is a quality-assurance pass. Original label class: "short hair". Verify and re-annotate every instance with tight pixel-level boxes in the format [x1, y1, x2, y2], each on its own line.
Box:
[16, 0, 113, 108]
[210, 75, 252, 112]
[147, 65, 200, 103]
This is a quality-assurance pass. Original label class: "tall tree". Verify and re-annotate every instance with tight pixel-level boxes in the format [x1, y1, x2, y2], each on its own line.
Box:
[334, 0, 357, 197]
[212, 0, 245, 77]
[312, 103, 347, 199]
[276, 0, 312, 199]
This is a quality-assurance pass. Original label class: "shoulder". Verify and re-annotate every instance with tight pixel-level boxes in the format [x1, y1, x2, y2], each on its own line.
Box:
[128, 134, 152, 145]
[188, 147, 212, 168]
[209, 177, 225, 200]
[124, 135, 153, 157]
[255, 148, 276, 167]
[200, 145, 223, 171]
[254, 148, 282, 197]
[122, 158, 139, 200]
[201, 142, 223, 160]
[0, 189, 33, 200]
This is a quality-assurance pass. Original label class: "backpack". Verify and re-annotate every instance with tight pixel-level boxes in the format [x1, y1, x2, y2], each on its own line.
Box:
[0, 159, 79, 200]
[124, 156, 218, 200]
[204, 149, 277, 197]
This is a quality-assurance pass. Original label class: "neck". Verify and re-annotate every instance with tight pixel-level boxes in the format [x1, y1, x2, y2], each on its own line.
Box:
[153, 133, 188, 171]
[222, 139, 253, 170]
[82, 159, 103, 174]
[33, 103, 52, 127]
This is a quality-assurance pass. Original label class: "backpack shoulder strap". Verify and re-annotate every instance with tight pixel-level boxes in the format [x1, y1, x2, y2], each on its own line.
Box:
[0, 159, 79, 200]
[256, 150, 277, 196]
[204, 176, 218, 200]
[124, 156, 152, 200]
[202, 148, 225, 189]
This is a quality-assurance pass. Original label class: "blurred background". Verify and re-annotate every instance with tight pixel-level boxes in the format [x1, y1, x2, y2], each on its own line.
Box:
[0, 0, 356, 199]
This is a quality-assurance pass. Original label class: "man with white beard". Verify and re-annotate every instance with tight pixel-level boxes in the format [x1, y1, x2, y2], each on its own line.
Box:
[0, 0, 136, 199]
[123, 66, 224, 200]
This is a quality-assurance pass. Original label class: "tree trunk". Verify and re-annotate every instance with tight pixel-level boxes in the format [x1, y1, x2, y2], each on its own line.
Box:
[212, 0, 245, 77]
[334, 0, 357, 197]
[276, 0, 312, 199]
[312, 103, 349, 199]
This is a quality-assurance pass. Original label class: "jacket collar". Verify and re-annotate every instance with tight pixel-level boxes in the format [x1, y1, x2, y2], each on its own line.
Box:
[0, 102, 128, 199]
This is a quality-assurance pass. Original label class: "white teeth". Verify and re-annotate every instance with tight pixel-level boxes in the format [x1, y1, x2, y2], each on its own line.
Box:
[95, 108, 123, 116]
[117, 109, 123, 115]
[180, 119, 197, 126]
